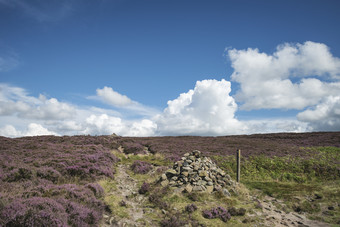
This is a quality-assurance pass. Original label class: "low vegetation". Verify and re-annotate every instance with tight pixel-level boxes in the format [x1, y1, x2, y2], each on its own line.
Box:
[0, 132, 339, 226]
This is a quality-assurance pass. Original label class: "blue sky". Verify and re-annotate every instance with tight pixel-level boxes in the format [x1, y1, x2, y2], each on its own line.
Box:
[0, 0, 340, 137]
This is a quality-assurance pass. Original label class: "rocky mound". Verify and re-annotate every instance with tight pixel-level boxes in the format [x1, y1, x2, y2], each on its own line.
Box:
[160, 150, 237, 195]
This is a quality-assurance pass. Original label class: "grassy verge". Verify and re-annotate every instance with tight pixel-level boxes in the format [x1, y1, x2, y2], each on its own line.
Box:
[214, 146, 340, 225]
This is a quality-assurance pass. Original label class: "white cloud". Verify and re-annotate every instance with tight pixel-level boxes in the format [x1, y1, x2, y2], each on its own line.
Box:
[0, 83, 159, 137]
[96, 86, 134, 107]
[228, 41, 340, 110]
[91, 86, 160, 117]
[1, 40, 340, 138]
[155, 79, 247, 136]
[0, 123, 58, 137]
[125, 119, 157, 137]
[81, 114, 156, 136]
[82, 114, 125, 135]
[0, 84, 76, 120]
[245, 119, 309, 134]
[297, 96, 340, 131]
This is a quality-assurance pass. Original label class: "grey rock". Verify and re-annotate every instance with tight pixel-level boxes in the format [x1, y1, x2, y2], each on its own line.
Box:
[222, 188, 231, 197]
[198, 180, 207, 186]
[193, 185, 203, 191]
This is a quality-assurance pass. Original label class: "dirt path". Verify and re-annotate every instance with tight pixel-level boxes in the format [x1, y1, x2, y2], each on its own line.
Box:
[114, 164, 146, 226]
[250, 195, 330, 227]
[101, 163, 148, 227]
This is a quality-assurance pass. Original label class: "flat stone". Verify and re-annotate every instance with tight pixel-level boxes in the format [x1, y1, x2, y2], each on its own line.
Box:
[214, 184, 222, 191]
[183, 161, 189, 167]
[204, 176, 212, 181]
[161, 173, 167, 181]
[207, 181, 213, 186]
[188, 156, 196, 161]
[199, 170, 208, 177]
[184, 153, 190, 157]
[185, 184, 193, 193]
[198, 180, 207, 186]
[218, 169, 226, 176]
[193, 185, 203, 191]
[171, 176, 178, 181]
[206, 185, 214, 193]
[161, 180, 169, 187]
[166, 169, 177, 176]
[182, 171, 189, 177]
[169, 180, 176, 186]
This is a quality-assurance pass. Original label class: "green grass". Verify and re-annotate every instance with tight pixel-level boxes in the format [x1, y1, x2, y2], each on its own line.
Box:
[98, 178, 130, 219]
[219, 146, 340, 225]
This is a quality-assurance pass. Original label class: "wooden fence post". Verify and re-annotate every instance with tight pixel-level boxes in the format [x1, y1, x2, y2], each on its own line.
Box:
[236, 149, 241, 183]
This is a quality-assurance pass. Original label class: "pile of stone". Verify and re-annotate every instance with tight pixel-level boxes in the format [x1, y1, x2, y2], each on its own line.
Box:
[159, 150, 237, 195]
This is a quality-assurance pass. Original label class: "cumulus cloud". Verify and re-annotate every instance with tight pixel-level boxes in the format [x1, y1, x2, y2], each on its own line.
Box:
[0, 123, 58, 137]
[0, 83, 158, 137]
[81, 114, 156, 136]
[0, 84, 76, 120]
[297, 96, 340, 131]
[228, 41, 340, 110]
[155, 79, 246, 136]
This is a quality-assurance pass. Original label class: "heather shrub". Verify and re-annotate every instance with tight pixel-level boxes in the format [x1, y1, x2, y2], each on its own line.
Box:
[5, 168, 33, 182]
[36, 167, 62, 183]
[138, 182, 150, 194]
[228, 207, 246, 216]
[160, 214, 187, 227]
[0, 197, 68, 227]
[148, 188, 168, 210]
[187, 192, 199, 202]
[122, 141, 145, 154]
[85, 183, 104, 198]
[149, 194, 169, 209]
[202, 206, 231, 222]
[61, 200, 101, 226]
[185, 203, 198, 213]
[130, 160, 152, 174]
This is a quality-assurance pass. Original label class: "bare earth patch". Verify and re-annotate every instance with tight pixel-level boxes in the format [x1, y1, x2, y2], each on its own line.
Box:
[251, 195, 330, 227]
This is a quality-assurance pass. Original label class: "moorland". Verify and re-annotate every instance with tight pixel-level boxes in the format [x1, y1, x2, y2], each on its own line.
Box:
[0, 132, 339, 226]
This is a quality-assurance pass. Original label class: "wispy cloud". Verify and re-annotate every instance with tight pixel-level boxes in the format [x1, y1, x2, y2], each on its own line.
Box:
[0, 53, 19, 72]
[0, 0, 73, 22]
[88, 86, 160, 117]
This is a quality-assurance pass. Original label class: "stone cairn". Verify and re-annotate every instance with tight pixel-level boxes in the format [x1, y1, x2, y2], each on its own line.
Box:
[159, 150, 237, 195]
